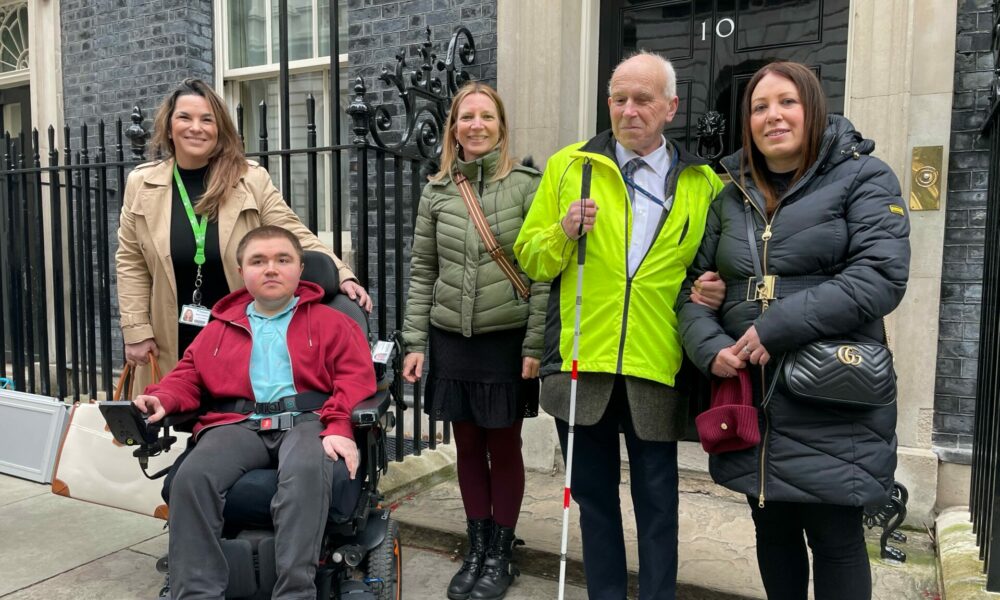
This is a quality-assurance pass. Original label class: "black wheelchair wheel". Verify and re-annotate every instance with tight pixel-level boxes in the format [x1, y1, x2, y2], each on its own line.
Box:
[364, 517, 401, 600]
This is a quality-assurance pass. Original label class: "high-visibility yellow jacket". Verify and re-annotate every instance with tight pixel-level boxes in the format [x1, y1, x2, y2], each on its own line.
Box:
[514, 131, 723, 386]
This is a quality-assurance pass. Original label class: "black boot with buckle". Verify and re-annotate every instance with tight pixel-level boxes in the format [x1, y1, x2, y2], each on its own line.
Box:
[447, 518, 493, 600]
[469, 525, 523, 600]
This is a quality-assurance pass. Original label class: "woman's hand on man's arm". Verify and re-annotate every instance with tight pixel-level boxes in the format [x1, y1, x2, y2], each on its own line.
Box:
[691, 271, 725, 310]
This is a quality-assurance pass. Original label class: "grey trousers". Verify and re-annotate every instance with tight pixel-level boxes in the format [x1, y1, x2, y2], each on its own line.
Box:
[168, 421, 334, 600]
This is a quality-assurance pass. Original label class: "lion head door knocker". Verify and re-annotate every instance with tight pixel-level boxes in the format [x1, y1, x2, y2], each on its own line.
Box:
[696, 111, 726, 165]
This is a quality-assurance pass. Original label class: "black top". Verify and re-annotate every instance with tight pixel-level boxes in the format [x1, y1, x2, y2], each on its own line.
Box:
[766, 167, 796, 198]
[169, 165, 229, 355]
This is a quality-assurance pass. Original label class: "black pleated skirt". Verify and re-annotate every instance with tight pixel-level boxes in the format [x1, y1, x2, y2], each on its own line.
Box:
[424, 325, 539, 428]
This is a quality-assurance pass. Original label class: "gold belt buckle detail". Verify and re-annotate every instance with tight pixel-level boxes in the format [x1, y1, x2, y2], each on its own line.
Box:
[747, 275, 777, 302]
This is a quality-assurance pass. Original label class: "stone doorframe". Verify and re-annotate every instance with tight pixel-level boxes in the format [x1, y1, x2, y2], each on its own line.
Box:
[497, 0, 957, 525]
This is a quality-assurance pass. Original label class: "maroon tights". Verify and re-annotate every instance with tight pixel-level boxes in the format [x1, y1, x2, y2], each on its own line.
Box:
[451, 419, 525, 528]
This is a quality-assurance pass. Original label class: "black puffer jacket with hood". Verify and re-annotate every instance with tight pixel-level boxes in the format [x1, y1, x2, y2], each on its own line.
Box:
[676, 115, 911, 507]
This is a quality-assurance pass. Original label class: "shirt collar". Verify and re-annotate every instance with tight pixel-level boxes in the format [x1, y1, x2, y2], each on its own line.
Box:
[247, 296, 300, 320]
[615, 136, 671, 179]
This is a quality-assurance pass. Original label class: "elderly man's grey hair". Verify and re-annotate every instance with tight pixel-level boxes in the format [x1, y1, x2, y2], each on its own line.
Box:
[607, 50, 677, 100]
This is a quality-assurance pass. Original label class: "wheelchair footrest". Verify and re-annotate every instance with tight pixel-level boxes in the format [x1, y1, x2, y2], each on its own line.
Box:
[256, 537, 277, 596]
[222, 537, 275, 598]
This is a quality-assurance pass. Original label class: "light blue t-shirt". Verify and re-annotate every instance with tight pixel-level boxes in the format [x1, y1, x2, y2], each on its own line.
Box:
[246, 297, 299, 419]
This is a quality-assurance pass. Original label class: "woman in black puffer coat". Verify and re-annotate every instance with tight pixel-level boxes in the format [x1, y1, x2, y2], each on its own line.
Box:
[677, 62, 910, 600]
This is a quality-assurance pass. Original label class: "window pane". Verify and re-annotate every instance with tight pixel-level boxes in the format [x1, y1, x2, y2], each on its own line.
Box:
[287, 72, 325, 227]
[0, 4, 28, 73]
[318, 0, 348, 57]
[235, 77, 280, 162]
[234, 73, 329, 229]
[271, 0, 313, 62]
[228, 0, 267, 68]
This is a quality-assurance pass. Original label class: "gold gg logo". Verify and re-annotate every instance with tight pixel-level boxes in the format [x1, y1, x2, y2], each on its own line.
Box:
[836, 345, 863, 366]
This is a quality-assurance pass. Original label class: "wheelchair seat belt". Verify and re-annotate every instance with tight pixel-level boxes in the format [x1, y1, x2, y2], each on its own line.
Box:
[208, 390, 329, 415]
[207, 391, 329, 433]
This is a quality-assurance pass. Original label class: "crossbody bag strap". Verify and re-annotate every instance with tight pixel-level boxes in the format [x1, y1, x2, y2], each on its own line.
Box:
[453, 171, 531, 300]
[744, 200, 764, 281]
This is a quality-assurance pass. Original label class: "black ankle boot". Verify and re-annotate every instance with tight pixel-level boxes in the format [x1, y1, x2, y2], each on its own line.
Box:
[447, 518, 493, 600]
[469, 525, 523, 600]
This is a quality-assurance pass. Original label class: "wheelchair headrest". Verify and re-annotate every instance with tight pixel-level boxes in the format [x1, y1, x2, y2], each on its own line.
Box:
[301, 251, 340, 302]
[301, 250, 369, 337]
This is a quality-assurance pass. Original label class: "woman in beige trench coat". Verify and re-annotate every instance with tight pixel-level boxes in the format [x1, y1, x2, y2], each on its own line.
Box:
[116, 79, 370, 391]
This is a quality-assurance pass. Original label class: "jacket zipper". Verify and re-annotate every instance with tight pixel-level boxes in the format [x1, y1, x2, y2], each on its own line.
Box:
[616, 277, 633, 373]
[721, 165, 785, 508]
[615, 161, 686, 372]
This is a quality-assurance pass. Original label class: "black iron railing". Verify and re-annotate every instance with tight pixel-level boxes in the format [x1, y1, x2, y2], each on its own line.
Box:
[970, 1, 1000, 589]
[0, 18, 475, 461]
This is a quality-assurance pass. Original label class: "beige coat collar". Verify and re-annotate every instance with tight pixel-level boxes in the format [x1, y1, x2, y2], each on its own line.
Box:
[132, 158, 252, 297]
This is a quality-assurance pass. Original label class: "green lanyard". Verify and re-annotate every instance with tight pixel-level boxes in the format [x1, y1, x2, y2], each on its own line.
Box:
[173, 165, 208, 305]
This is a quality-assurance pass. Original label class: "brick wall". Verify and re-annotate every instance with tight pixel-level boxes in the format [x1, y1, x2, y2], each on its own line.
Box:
[61, 0, 214, 147]
[347, 0, 497, 334]
[934, 0, 993, 463]
[59, 0, 214, 365]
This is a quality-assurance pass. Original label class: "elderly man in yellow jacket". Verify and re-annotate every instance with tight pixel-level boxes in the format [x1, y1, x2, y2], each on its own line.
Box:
[514, 52, 724, 600]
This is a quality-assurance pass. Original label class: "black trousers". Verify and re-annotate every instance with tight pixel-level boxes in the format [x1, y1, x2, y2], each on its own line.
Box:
[555, 376, 679, 600]
[169, 422, 335, 600]
[748, 497, 871, 600]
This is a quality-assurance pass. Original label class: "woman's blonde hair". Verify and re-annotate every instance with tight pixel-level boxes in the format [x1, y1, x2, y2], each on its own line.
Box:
[431, 82, 515, 182]
[149, 78, 247, 221]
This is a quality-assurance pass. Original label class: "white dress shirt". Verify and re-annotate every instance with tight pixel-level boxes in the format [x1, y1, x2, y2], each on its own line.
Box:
[615, 137, 674, 276]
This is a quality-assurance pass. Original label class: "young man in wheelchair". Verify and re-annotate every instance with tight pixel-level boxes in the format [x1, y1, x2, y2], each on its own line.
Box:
[134, 225, 377, 599]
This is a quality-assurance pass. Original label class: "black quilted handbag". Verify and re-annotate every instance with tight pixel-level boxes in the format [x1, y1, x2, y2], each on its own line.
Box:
[779, 340, 897, 409]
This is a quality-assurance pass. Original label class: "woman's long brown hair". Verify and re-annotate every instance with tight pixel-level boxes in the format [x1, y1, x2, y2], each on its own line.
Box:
[431, 82, 515, 183]
[740, 62, 827, 215]
[149, 78, 247, 221]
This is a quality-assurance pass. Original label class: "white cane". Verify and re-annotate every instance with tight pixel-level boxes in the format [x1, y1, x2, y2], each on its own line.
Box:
[558, 160, 592, 600]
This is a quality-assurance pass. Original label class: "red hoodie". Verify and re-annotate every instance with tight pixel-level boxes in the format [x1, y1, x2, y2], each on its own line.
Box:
[144, 281, 376, 440]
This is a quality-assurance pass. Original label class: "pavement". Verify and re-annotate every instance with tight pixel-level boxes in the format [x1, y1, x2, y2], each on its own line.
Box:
[0, 472, 588, 599]
[392, 468, 941, 600]
[0, 442, 941, 600]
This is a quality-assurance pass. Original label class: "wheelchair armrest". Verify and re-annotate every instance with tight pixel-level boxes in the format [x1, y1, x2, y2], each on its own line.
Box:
[351, 388, 390, 427]
[162, 410, 200, 430]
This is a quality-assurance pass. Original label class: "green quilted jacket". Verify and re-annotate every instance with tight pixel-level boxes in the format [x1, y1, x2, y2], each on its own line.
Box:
[402, 150, 549, 357]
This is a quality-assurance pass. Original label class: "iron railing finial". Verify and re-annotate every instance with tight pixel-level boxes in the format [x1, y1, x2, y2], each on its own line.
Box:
[124, 106, 148, 161]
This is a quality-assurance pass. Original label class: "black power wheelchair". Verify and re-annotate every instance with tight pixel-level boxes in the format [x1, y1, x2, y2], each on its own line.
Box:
[101, 251, 403, 600]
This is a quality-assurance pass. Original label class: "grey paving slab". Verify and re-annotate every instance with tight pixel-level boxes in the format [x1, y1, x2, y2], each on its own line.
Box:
[0, 475, 47, 507]
[129, 533, 169, 559]
[394, 470, 761, 598]
[402, 546, 589, 600]
[0, 489, 165, 596]
[393, 470, 940, 600]
[1, 548, 163, 599]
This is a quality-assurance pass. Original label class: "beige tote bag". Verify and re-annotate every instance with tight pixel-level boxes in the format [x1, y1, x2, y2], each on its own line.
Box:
[50, 357, 187, 519]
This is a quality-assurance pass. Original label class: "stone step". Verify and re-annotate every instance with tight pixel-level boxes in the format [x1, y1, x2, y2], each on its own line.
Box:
[390, 469, 940, 599]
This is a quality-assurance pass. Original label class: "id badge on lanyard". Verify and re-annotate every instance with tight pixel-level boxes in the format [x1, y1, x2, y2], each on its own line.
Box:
[175, 165, 212, 328]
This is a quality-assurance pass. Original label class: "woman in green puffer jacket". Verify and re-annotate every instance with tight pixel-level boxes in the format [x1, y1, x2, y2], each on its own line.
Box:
[401, 82, 548, 600]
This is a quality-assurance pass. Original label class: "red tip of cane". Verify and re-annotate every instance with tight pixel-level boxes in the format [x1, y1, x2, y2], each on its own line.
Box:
[571, 360, 578, 379]
[563, 488, 571, 508]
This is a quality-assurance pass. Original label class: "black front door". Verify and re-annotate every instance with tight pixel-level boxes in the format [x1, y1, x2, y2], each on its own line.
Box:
[597, 0, 850, 164]
[0, 85, 31, 158]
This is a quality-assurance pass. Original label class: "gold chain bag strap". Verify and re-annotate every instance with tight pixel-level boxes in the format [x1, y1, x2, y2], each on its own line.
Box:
[453, 171, 531, 300]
